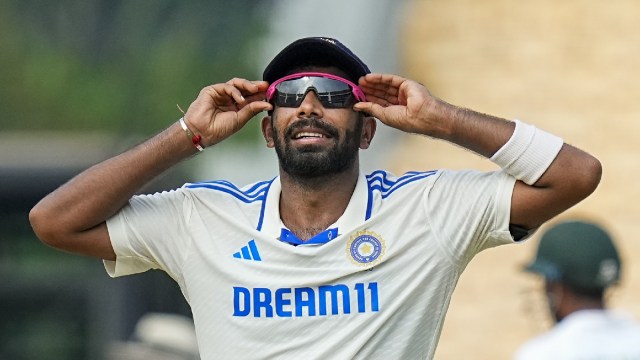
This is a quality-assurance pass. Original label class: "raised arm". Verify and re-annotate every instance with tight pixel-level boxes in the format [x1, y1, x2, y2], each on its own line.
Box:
[354, 74, 601, 230]
[29, 79, 272, 260]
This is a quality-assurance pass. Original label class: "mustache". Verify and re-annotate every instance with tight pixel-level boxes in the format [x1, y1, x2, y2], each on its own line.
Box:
[284, 118, 339, 139]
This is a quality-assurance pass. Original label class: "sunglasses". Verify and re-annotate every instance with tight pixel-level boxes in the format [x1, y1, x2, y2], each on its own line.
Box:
[266, 72, 366, 108]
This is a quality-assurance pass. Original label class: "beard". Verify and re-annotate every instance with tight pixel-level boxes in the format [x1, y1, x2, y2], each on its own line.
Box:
[272, 116, 362, 179]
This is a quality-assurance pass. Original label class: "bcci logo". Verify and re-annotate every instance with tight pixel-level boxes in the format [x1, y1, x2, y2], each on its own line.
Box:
[347, 230, 385, 267]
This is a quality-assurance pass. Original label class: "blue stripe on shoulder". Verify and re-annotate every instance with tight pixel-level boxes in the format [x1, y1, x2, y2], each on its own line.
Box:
[256, 180, 274, 231]
[365, 170, 437, 220]
[184, 179, 273, 204]
[185, 178, 275, 231]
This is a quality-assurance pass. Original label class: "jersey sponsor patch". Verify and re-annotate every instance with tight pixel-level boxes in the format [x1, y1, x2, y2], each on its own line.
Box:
[232, 282, 379, 317]
[347, 230, 385, 267]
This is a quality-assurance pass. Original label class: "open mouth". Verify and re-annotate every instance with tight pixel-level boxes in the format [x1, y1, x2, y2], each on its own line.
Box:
[284, 119, 339, 146]
[289, 129, 333, 148]
[293, 131, 329, 140]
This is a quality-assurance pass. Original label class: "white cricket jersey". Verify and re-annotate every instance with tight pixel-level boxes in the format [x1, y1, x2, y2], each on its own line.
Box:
[514, 309, 640, 360]
[105, 169, 517, 359]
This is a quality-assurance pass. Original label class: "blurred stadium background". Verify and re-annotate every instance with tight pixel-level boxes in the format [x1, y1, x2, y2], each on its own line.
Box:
[1, 1, 639, 359]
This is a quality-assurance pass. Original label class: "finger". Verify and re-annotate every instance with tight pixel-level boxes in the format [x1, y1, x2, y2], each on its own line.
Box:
[226, 79, 270, 97]
[249, 81, 270, 91]
[223, 83, 248, 104]
[353, 101, 389, 121]
[359, 75, 405, 105]
[235, 95, 270, 111]
[202, 83, 242, 105]
[359, 73, 406, 91]
[211, 81, 259, 105]
[243, 91, 268, 103]
[361, 88, 401, 105]
[360, 84, 400, 98]
[236, 100, 273, 122]
[226, 79, 269, 91]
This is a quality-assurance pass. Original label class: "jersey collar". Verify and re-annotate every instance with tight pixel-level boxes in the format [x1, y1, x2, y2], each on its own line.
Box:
[261, 172, 369, 245]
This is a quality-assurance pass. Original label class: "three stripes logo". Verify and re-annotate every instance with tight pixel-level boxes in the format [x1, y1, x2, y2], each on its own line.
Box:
[233, 240, 262, 261]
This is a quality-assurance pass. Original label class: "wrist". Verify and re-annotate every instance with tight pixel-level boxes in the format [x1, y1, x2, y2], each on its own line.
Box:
[178, 117, 205, 152]
[490, 119, 564, 185]
[421, 99, 459, 140]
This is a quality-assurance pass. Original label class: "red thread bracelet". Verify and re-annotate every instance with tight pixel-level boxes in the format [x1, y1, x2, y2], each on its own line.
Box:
[179, 117, 205, 152]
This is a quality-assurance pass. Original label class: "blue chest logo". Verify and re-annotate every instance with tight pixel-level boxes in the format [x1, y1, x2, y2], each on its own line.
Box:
[347, 230, 385, 267]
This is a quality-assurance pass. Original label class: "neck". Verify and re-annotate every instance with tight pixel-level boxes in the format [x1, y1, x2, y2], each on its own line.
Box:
[564, 296, 605, 314]
[553, 284, 606, 322]
[278, 165, 359, 241]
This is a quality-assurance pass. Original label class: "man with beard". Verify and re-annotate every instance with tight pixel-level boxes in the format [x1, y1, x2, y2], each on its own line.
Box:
[30, 37, 602, 359]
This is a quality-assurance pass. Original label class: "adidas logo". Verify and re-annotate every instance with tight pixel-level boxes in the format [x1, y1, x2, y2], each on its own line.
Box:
[233, 240, 262, 261]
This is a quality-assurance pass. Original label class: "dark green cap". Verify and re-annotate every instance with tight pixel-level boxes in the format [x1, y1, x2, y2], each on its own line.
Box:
[525, 220, 621, 290]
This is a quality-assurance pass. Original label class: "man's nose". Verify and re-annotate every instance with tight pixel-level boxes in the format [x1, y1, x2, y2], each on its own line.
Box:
[297, 90, 324, 118]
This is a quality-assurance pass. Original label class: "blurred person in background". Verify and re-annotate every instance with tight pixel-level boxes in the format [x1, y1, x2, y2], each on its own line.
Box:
[30, 37, 602, 359]
[105, 313, 199, 360]
[515, 220, 640, 359]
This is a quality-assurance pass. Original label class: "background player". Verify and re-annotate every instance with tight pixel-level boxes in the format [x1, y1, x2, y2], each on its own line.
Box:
[514, 220, 640, 359]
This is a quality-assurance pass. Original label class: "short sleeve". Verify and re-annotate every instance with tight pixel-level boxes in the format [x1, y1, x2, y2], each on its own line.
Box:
[426, 170, 517, 265]
[104, 188, 193, 281]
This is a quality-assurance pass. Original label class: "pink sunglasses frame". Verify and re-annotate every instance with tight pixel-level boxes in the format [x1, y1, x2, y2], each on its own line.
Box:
[266, 72, 366, 104]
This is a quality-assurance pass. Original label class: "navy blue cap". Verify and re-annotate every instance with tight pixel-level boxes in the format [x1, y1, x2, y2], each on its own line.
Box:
[263, 37, 371, 84]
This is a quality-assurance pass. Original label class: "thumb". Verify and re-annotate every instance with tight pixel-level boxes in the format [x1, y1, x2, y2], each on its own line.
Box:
[237, 101, 273, 123]
[354, 102, 388, 121]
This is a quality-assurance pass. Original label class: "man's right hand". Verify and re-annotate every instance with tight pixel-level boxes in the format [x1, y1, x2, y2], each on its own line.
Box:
[184, 78, 273, 147]
[29, 78, 273, 260]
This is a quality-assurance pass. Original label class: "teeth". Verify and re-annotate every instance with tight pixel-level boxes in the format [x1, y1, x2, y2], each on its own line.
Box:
[295, 132, 325, 139]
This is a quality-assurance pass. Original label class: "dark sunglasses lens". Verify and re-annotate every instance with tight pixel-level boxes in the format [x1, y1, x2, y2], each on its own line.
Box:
[274, 92, 305, 107]
[274, 77, 356, 108]
[316, 90, 356, 108]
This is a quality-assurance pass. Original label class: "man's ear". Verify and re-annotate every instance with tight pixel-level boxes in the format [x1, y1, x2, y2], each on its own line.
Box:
[261, 115, 275, 148]
[359, 116, 377, 149]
